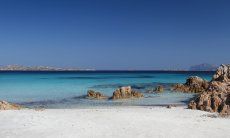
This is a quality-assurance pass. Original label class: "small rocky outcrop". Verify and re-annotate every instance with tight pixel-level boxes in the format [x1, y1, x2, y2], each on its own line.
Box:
[0, 101, 22, 110]
[172, 76, 209, 93]
[87, 90, 108, 99]
[112, 86, 143, 99]
[154, 85, 164, 93]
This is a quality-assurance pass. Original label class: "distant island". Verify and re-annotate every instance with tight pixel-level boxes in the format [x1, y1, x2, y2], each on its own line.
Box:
[189, 63, 218, 71]
[0, 64, 218, 71]
[0, 65, 95, 71]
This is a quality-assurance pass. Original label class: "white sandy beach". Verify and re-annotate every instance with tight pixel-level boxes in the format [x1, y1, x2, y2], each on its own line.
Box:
[0, 107, 229, 138]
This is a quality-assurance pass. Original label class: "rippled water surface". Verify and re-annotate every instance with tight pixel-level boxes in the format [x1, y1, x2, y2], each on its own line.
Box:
[0, 71, 214, 108]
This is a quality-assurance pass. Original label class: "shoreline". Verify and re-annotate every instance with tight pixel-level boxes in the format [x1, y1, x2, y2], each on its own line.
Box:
[0, 70, 216, 73]
[0, 106, 229, 138]
[18, 101, 191, 109]
[23, 104, 187, 110]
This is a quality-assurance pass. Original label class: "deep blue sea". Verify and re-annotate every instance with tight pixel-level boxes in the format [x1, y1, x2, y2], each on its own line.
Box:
[0, 71, 214, 108]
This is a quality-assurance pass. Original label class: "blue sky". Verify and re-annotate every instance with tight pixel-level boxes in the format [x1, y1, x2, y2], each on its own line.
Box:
[0, 0, 229, 70]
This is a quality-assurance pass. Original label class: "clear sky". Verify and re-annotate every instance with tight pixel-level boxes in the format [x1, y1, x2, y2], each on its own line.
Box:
[0, 0, 229, 70]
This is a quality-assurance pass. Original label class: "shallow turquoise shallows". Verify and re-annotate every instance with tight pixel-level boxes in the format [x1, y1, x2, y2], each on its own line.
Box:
[0, 71, 213, 108]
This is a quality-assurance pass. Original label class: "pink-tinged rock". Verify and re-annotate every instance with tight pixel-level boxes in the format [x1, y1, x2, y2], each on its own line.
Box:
[172, 76, 208, 93]
[0, 101, 22, 110]
[112, 86, 143, 99]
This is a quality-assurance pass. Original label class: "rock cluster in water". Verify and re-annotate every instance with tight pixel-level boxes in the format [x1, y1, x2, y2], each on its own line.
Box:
[87, 86, 144, 100]
[0, 101, 22, 110]
[172, 76, 209, 93]
[182, 64, 230, 116]
[87, 90, 108, 99]
[112, 86, 144, 99]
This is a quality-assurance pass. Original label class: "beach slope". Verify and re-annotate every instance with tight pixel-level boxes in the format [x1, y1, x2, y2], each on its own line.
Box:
[0, 107, 229, 138]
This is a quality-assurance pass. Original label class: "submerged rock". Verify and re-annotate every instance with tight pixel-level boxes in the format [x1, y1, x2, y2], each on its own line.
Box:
[146, 85, 164, 93]
[112, 86, 143, 99]
[146, 89, 154, 93]
[87, 90, 108, 99]
[0, 101, 22, 110]
[172, 76, 209, 93]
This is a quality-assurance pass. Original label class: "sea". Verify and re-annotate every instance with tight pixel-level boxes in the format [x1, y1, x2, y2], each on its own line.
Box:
[0, 71, 214, 108]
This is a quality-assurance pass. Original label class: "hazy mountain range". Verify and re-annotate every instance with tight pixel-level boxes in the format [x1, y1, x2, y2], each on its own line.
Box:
[0, 65, 94, 71]
[0, 64, 218, 71]
[189, 63, 218, 71]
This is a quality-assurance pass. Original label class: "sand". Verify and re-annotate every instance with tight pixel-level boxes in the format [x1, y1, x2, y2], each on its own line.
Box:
[0, 106, 229, 138]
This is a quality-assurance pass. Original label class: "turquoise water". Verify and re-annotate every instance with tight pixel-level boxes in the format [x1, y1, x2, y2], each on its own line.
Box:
[0, 71, 213, 108]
